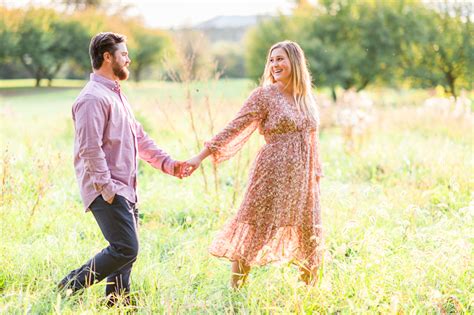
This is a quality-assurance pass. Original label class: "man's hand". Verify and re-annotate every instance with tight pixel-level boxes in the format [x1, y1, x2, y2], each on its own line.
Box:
[173, 161, 186, 179]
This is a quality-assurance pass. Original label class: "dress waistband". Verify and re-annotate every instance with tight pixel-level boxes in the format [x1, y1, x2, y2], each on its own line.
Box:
[264, 130, 309, 144]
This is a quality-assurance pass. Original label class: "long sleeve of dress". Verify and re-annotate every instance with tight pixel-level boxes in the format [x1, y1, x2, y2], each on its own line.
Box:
[205, 87, 266, 164]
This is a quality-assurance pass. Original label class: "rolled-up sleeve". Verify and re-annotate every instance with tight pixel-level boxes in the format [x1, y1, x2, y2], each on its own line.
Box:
[73, 97, 116, 201]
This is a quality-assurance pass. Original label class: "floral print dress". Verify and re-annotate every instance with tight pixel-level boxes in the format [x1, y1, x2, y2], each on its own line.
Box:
[206, 84, 323, 269]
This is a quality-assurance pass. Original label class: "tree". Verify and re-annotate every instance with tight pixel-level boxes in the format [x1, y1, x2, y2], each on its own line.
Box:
[244, 15, 294, 82]
[402, 2, 473, 97]
[0, 8, 16, 63]
[0, 8, 31, 79]
[212, 41, 246, 78]
[67, 9, 122, 77]
[128, 23, 171, 82]
[14, 8, 89, 86]
[294, 2, 360, 99]
[15, 8, 60, 86]
[61, 0, 106, 10]
[54, 0, 133, 14]
[245, 1, 408, 99]
[295, 0, 409, 99]
[354, 1, 407, 89]
[47, 20, 90, 84]
[164, 30, 215, 82]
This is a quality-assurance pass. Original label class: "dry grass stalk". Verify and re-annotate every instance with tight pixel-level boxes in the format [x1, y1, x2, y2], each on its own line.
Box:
[157, 98, 192, 154]
[204, 94, 219, 197]
[162, 36, 211, 192]
[0, 148, 12, 207]
[184, 83, 209, 193]
[28, 159, 51, 227]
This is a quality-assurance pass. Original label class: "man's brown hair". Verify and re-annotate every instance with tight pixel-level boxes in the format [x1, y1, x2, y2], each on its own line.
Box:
[89, 32, 126, 70]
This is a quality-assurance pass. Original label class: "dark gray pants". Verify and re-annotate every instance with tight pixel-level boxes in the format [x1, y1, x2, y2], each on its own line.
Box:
[59, 195, 139, 303]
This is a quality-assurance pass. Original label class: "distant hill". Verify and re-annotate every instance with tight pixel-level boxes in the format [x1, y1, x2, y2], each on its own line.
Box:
[196, 15, 270, 29]
[193, 15, 272, 43]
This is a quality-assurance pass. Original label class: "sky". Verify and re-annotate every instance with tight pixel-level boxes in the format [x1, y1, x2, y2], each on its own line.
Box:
[4, 0, 299, 28]
[128, 0, 296, 28]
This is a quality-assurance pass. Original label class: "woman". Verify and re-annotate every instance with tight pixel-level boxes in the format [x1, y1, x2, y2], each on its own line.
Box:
[185, 41, 323, 288]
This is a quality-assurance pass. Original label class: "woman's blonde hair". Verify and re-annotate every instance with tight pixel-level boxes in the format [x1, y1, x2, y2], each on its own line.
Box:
[261, 40, 319, 125]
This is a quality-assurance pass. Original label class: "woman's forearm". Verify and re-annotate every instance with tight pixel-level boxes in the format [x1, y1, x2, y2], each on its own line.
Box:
[197, 146, 212, 161]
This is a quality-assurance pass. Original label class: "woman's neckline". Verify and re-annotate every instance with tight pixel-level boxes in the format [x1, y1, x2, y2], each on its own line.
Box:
[272, 83, 297, 108]
[274, 82, 293, 96]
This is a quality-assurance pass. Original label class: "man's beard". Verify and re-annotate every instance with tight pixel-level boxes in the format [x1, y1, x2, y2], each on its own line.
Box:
[112, 60, 129, 80]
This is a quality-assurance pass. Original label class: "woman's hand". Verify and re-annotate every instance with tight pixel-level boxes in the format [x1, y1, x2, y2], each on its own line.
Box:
[178, 147, 211, 178]
[182, 147, 212, 177]
[183, 155, 202, 177]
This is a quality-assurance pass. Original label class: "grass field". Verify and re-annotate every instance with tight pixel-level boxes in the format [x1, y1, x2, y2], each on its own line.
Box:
[0, 79, 472, 313]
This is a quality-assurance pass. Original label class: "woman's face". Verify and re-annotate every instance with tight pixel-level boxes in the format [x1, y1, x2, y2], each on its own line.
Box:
[269, 47, 292, 85]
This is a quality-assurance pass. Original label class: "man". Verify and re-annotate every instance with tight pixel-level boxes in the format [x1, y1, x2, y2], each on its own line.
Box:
[58, 32, 186, 306]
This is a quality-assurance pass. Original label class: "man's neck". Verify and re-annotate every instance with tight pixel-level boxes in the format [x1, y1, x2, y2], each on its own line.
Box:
[94, 68, 118, 82]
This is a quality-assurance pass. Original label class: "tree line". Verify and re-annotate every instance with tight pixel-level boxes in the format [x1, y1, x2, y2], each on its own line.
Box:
[1, 0, 472, 97]
[0, 6, 171, 86]
[246, 0, 472, 98]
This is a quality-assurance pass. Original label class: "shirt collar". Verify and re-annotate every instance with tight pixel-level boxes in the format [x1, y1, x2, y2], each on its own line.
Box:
[90, 73, 121, 93]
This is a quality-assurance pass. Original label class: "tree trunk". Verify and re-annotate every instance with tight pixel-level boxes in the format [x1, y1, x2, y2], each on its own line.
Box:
[445, 71, 457, 99]
[47, 63, 63, 87]
[35, 73, 41, 87]
[20, 57, 42, 87]
[357, 78, 371, 92]
[438, 47, 457, 99]
[331, 86, 337, 101]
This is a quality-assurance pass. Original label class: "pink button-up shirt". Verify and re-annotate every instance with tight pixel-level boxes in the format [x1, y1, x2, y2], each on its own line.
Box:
[73, 73, 175, 211]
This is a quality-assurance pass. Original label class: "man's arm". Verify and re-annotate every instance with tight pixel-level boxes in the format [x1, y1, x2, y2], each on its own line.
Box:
[74, 98, 116, 203]
[135, 120, 182, 177]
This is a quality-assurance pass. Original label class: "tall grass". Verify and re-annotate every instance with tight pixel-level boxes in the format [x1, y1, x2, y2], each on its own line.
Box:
[0, 81, 472, 313]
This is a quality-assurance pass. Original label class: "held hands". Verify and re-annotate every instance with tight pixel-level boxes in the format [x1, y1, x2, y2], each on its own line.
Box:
[183, 155, 202, 176]
[173, 159, 200, 179]
[173, 148, 210, 179]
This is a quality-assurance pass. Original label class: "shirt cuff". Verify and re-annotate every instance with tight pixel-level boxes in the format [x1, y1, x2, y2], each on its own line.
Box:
[162, 157, 176, 176]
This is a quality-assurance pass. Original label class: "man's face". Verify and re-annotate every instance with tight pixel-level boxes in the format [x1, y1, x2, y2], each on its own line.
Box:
[111, 42, 131, 81]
